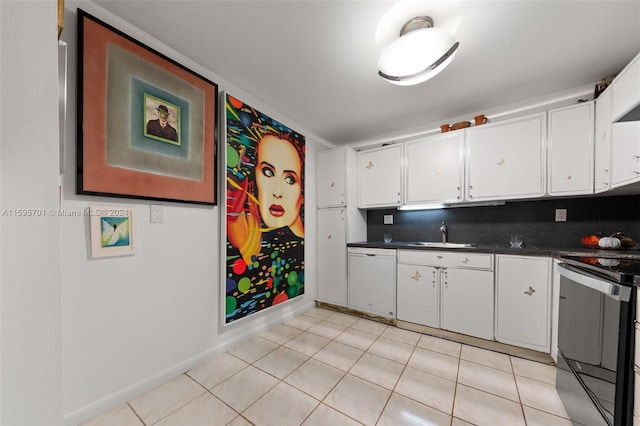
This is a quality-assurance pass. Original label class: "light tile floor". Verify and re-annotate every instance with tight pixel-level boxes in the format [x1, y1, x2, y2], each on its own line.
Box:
[82, 307, 574, 426]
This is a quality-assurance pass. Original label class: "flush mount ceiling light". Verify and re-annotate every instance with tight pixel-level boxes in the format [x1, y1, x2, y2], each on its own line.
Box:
[378, 15, 459, 86]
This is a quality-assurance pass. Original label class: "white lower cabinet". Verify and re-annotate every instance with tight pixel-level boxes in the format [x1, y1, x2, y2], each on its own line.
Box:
[441, 268, 494, 340]
[495, 255, 552, 352]
[317, 208, 348, 306]
[396, 250, 494, 340]
[397, 264, 439, 328]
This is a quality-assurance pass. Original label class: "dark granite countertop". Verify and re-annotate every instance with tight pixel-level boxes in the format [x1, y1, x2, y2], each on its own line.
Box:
[347, 241, 640, 260]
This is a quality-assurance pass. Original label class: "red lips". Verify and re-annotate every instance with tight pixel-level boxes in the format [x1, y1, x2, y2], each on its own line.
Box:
[269, 204, 285, 217]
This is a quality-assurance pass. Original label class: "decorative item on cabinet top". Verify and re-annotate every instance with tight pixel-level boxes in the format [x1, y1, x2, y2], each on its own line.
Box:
[594, 75, 616, 99]
[441, 115, 489, 133]
[451, 121, 471, 131]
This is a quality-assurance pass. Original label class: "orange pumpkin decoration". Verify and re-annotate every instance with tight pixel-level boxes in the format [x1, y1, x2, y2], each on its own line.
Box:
[581, 235, 600, 248]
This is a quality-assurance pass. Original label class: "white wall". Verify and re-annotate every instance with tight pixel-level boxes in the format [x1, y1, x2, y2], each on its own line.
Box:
[60, 1, 333, 424]
[0, 0, 64, 424]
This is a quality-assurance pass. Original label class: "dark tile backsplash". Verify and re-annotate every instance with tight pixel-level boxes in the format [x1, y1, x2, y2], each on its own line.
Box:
[367, 195, 640, 248]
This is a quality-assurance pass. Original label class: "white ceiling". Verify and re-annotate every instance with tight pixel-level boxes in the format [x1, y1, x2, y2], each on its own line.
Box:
[93, 0, 640, 145]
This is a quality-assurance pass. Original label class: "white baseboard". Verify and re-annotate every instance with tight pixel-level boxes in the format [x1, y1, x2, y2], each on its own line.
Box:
[64, 301, 315, 425]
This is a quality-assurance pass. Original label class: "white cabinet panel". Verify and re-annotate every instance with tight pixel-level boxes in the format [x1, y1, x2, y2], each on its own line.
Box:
[317, 148, 347, 208]
[317, 208, 348, 306]
[466, 113, 546, 201]
[405, 132, 464, 204]
[396, 264, 439, 328]
[397, 250, 494, 340]
[397, 250, 493, 270]
[547, 103, 594, 196]
[348, 249, 396, 318]
[316, 147, 366, 307]
[635, 292, 640, 421]
[611, 121, 640, 188]
[612, 52, 640, 122]
[441, 268, 494, 340]
[495, 255, 552, 352]
[358, 145, 403, 208]
[595, 90, 613, 193]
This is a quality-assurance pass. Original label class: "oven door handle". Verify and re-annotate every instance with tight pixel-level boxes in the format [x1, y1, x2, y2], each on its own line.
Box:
[557, 263, 631, 302]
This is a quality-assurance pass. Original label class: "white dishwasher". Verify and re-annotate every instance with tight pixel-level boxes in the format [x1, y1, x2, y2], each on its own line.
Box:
[347, 247, 397, 318]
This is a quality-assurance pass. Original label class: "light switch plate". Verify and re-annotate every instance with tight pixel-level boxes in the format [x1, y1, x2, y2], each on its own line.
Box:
[150, 205, 164, 223]
[383, 214, 394, 225]
[555, 208, 567, 222]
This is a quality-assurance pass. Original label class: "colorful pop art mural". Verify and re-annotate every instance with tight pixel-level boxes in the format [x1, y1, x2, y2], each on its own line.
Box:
[225, 94, 306, 323]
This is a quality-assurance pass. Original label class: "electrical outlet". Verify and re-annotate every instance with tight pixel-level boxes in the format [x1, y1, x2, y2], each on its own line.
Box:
[555, 208, 567, 222]
[150, 205, 164, 223]
[383, 214, 394, 225]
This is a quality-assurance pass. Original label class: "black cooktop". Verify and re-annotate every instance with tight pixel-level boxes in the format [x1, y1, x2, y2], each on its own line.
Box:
[561, 255, 640, 285]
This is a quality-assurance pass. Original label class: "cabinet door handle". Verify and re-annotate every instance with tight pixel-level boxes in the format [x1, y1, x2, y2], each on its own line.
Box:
[327, 234, 332, 240]
[411, 271, 422, 281]
[365, 161, 374, 170]
[524, 286, 536, 296]
[566, 175, 572, 180]
[330, 182, 335, 188]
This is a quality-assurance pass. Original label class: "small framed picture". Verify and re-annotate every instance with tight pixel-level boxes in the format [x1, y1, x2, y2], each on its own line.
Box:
[90, 207, 135, 258]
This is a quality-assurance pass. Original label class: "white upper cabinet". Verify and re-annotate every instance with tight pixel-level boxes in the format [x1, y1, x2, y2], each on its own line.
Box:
[611, 52, 640, 122]
[405, 132, 464, 205]
[594, 89, 613, 193]
[317, 147, 356, 208]
[547, 102, 594, 196]
[357, 144, 403, 208]
[465, 113, 546, 201]
[601, 51, 640, 190]
[611, 121, 640, 188]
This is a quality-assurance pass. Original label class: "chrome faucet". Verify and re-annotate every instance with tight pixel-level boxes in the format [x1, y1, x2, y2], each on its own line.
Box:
[440, 221, 447, 243]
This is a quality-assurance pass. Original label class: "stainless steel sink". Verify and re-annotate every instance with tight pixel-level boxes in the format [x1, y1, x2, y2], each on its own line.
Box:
[408, 242, 477, 248]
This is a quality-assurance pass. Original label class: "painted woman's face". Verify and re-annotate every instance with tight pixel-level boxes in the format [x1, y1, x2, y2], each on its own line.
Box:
[256, 135, 303, 233]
